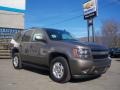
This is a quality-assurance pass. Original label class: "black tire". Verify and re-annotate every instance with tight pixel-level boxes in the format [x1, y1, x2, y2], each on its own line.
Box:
[12, 53, 22, 69]
[50, 57, 71, 83]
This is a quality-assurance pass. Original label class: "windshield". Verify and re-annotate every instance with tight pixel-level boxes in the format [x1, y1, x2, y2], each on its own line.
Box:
[46, 29, 75, 41]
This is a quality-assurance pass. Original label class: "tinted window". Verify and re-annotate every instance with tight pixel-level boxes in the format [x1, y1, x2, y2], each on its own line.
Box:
[22, 30, 34, 42]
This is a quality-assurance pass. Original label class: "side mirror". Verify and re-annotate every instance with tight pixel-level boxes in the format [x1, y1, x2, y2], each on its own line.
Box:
[34, 34, 46, 43]
[35, 35, 43, 40]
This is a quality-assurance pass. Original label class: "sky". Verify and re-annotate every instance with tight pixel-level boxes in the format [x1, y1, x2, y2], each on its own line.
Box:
[25, 0, 120, 38]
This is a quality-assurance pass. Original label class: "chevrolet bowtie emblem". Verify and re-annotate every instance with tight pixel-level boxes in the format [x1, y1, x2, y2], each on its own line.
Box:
[84, 1, 94, 9]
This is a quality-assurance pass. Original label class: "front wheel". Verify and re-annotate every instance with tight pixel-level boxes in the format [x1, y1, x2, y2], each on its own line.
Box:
[12, 53, 22, 69]
[50, 57, 71, 83]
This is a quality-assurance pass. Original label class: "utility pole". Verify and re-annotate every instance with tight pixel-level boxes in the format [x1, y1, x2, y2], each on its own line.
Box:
[87, 19, 95, 42]
[83, 0, 98, 43]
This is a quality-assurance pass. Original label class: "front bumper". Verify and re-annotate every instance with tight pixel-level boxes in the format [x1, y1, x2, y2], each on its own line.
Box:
[69, 57, 111, 76]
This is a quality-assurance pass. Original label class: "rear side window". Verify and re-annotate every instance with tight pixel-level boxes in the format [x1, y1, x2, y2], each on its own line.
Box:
[22, 30, 34, 42]
[13, 31, 22, 42]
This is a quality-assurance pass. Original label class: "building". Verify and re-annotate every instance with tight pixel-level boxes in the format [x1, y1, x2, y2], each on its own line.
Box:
[0, 0, 26, 39]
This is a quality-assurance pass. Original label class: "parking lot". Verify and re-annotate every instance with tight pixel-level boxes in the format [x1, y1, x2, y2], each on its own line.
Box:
[0, 58, 120, 90]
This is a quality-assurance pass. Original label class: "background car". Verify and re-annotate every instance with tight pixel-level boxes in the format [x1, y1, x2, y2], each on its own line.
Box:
[109, 48, 120, 58]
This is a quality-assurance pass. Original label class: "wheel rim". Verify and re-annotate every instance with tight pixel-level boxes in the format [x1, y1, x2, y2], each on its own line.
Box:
[52, 62, 64, 79]
[13, 56, 19, 67]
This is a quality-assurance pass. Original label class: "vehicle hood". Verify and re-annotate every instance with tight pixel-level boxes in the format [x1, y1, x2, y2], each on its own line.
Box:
[61, 40, 108, 51]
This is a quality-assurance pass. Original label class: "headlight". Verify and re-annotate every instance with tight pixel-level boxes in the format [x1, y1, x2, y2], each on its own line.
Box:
[73, 48, 90, 59]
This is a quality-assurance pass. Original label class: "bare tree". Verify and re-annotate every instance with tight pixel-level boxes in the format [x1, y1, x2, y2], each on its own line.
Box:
[95, 31, 102, 45]
[101, 20, 120, 48]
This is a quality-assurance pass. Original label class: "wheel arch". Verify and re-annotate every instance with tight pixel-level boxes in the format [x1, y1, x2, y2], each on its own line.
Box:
[49, 52, 69, 64]
[48, 52, 72, 74]
[11, 47, 19, 57]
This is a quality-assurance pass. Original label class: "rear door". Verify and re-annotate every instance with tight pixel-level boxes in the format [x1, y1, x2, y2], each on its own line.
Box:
[20, 30, 34, 63]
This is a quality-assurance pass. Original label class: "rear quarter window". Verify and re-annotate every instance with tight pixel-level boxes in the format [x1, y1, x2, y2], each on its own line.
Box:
[22, 30, 34, 42]
[13, 31, 22, 42]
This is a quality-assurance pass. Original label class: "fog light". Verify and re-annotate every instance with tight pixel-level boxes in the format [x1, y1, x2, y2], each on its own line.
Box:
[82, 69, 89, 74]
[94, 70, 98, 73]
[82, 71, 87, 74]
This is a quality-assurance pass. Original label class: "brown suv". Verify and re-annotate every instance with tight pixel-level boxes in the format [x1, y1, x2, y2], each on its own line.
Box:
[11, 28, 111, 83]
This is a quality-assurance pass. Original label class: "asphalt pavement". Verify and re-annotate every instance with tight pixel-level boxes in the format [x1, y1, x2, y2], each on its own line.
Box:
[0, 58, 120, 90]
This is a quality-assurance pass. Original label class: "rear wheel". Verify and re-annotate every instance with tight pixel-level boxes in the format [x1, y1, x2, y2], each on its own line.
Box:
[12, 53, 22, 69]
[50, 57, 71, 83]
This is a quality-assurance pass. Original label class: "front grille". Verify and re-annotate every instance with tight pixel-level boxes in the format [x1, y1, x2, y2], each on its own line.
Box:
[91, 49, 109, 59]
[93, 54, 108, 59]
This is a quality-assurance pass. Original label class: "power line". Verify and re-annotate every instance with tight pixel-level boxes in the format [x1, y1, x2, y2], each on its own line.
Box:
[47, 15, 82, 26]
[28, 8, 81, 23]
[45, 2, 118, 27]
[28, 1, 84, 22]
